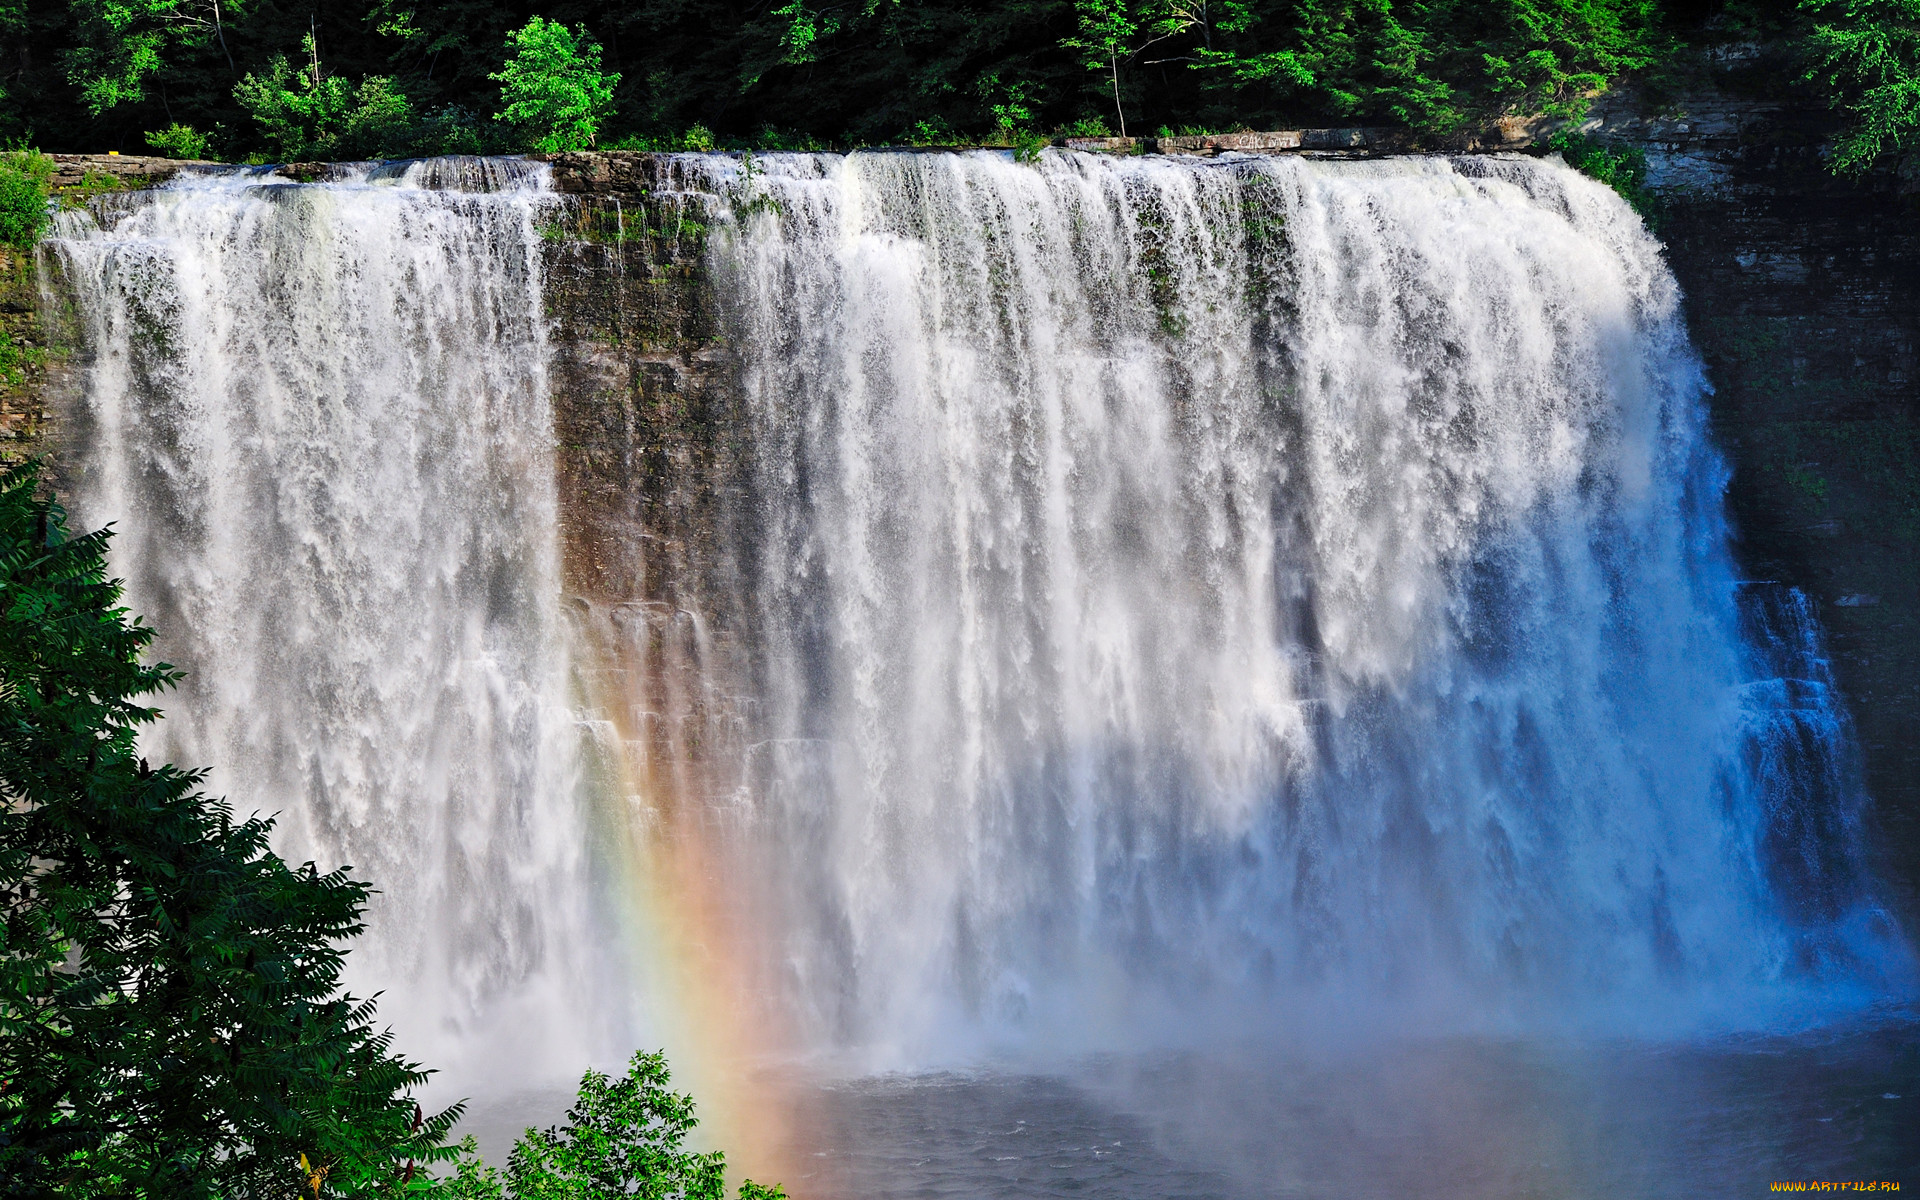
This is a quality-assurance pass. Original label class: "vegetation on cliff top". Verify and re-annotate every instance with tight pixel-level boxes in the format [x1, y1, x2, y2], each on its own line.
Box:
[0, 0, 1909, 174]
[1800, 0, 1920, 176]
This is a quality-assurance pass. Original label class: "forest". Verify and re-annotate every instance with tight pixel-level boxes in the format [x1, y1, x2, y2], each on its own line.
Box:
[0, 0, 1913, 173]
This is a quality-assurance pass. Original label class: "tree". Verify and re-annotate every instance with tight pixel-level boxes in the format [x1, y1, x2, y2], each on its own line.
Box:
[144, 122, 213, 158]
[489, 18, 620, 153]
[1064, 0, 1201, 137]
[1184, 0, 1660, 135]
[234, 34, 415, 161]
[437, 1050, 783, 1200]
[0, 460, 458, 1198]
[1801, 0, 1920, 175]
[65, 0, 252, 114]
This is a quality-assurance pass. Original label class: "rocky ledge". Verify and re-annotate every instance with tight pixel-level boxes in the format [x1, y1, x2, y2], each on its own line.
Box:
[46, 152, 217, 190]
[530, 119, 1571, 194]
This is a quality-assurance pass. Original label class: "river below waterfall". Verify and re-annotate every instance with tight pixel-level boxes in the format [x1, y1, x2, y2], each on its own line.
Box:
[814, 1034, 1919, 1195]
[41, 148, 1919, 1191]
[457, 1019, 1920, 1195]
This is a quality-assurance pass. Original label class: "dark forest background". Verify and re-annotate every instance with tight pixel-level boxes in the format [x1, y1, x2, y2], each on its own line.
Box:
[0, 0, 1907, 165]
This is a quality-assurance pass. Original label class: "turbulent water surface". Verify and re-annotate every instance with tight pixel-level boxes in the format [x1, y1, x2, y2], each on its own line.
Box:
[46, 149, 1917, 1191]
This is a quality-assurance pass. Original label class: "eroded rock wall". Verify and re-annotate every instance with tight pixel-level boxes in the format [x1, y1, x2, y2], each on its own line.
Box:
[4, 155, 202, 474]
[537, 172, 766, 823]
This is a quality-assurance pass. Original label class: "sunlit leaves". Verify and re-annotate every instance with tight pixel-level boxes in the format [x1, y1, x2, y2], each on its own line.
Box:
[1188, 0, 1661, 133]
[234, 35, 415, 160]
[1802, 0, 1920, 174]
[65, 0, 252, 114]
[441, 1051, 786, 1200]
[489, 17, 620, 153]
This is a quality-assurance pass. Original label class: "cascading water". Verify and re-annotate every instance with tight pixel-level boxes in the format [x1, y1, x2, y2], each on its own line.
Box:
[42, 149, 1909, 1176]
[47, 161, 623, 1088]
[682, 149, 1905, 1054]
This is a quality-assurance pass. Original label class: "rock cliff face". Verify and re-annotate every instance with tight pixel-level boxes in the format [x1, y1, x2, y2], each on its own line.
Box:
[535, 160, 763, 816]
[0, 247, 55, 453]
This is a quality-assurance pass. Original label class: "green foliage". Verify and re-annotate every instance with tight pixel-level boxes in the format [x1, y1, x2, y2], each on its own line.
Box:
[1066, 0, 1137, 135]
[1476, 0, 1665, 119]
[144, 121, 213, 158]
[902, 116, 960, 144]
[0, 459, 460, 1197]
[604, 123, 726, 151]
[432, 1137, 509, 1200]
[744, 126, 823, 150]
[408, 105, 505, 157]
[1011, 127, 1051, 159]
[0, 329, 27, 386]
[64, 0, 255, 114]
[0, 150, 52, 248]
[2, 0, 1859, 173]
[63, 12, 165, 115]
[1786, 460, 1831, 498]
[13, 0, 1702, 156]
[1547, 129, 1658, 221]
[979, 73, 1040, 142]
[1064, 0, 1213, 136]
[505, 1051, 727, 1199]
[1800, 0, 1920, 175]
[1061, 115, 1114, 135]
[236, 36, 415, 160]
[1188, 0, 1665, 133]
[427, 1051, 783, 1200]
[772, 0, 839, 65]
[490, 18, 620, 152]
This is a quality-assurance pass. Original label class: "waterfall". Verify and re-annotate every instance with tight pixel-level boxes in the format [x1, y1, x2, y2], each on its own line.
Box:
[680, 150, 1905, 1054]
[43, 150, 1905, 1107]
[47, 162, 619, 1088]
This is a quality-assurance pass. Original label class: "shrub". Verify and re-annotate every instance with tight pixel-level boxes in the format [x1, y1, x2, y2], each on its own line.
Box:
[491, 18, 621, 153]
[1548, 129, 1658, 223]
[0, 150, 52, 248]
[144, 122, 212, 160]
[432, 1050, 784, 1200]
[235, 36, 414, 161]
[1801, 0, 1920, 176]
[408, 104, 503, 156]
[902, 117, 958, 145]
